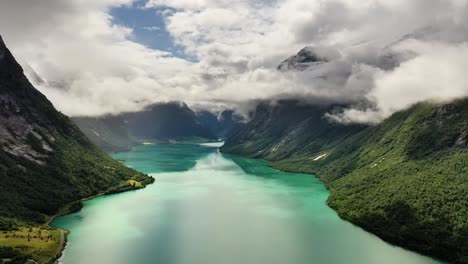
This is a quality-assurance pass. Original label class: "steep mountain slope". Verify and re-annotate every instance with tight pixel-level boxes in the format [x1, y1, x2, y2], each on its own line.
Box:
[0, 35, 154, 228]
[222, 38, 468, 262]
[223, 99, 468, 263]
[222, 100, 366, 161]
[73, 115, 134, 152]
[272, 99, 468, 263]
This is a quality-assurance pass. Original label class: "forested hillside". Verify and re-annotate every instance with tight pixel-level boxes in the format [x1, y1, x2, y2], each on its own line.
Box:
[0, 35, 154, 229]
[222, 99, 468, 263]
[222, 100, 366, 161]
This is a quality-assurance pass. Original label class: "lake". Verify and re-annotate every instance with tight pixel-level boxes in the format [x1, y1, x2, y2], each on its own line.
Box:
[52, 142, 442, 264]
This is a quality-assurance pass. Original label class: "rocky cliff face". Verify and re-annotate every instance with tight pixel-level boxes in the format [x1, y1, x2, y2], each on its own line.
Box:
[0, 35, 69, 165]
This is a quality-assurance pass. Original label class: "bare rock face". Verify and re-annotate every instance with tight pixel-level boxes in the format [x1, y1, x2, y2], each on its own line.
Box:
[0, 35, 79, 165]
[277, 46, 341, 72]
[0, 36, 51, 164]
[0, 94, 54, 165]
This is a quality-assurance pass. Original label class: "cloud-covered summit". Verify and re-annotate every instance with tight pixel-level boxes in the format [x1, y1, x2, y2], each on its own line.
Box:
[0, 0, 467, 123]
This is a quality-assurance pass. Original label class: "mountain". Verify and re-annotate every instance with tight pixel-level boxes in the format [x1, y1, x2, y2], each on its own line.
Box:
[221, 43, 468, 262]
[277, 46, 341, 72]
[222, 99, 468, 263]
[269, 99, 468, 263]
[73, 102, 217, 152]
[0, 35, 154, 260]
[197, 110, 242, 139]
[222, 100, 366, 161]
[124, 102, 216, 140]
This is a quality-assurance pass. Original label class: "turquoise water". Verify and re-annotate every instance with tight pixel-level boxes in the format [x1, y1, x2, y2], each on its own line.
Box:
[52, 143, 442, 264]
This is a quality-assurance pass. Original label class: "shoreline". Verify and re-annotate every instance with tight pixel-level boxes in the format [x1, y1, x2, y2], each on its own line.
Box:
[36, 145, 442, 264]
[267, 163, 445, 263]
[42, 178, 155, 264]
[42, 192, 108, 264]
[220, 149, 446, 264]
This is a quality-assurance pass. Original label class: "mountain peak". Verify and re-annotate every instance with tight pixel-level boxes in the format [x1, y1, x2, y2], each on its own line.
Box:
[278, 46, 341, 72]
[0, 34, 24, 77]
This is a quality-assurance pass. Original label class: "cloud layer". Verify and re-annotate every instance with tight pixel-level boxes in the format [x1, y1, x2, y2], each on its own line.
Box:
[0, 0, 467, 122]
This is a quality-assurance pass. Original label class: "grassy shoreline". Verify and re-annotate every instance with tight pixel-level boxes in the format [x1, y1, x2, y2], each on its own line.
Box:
[1, 177, 155, 264]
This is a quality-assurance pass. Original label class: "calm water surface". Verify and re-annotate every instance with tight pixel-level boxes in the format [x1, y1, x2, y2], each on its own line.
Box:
[52, 143, 443, 264]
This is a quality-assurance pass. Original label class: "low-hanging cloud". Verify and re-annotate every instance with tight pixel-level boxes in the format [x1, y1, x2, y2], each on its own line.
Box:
[0, 0, 467, 122]
[328, 40, 468, 124]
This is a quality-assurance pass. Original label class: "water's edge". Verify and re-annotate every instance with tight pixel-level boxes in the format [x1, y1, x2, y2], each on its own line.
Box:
[265, 160, 445, 263]
[48, 183, 154, 263]
[221, 149, 446, 263]
[52, 143, 443, 264]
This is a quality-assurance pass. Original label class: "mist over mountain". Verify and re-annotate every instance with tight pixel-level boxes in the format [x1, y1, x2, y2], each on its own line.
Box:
[0, 0, 467, 123]
[222, 100, 366, 160]
[0, 1, 467, 263]
[219, 39, 468, 262]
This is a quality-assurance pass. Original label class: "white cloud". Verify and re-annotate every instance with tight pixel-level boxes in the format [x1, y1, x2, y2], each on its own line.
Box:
[0, 0, 467, 122]
[328, 39, 468, 124]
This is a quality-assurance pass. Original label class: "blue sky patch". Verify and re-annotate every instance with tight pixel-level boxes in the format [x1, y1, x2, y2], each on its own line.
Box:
[110, 1, 188, 59]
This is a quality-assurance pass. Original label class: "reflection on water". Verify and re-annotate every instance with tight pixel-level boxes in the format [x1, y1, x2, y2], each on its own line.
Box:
[53, 143, 443, 264]
[114, 143, 214, 173]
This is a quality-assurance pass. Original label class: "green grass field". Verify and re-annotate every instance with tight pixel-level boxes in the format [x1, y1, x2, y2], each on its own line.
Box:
[0, 227, 63, 263]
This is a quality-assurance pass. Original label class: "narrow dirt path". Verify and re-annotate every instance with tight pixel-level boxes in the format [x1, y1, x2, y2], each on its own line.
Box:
[42, 229, 64, 264]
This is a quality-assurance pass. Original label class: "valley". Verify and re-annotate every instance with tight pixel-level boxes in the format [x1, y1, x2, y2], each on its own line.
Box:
[0, 3, 467, 262]
[52, 143, 443, 264]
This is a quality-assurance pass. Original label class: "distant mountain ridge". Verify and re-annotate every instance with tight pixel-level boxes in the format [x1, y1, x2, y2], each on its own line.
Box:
[197, 110, 242, 139]
[124, 102, 215, 140]
[73, 102, 221, 152]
